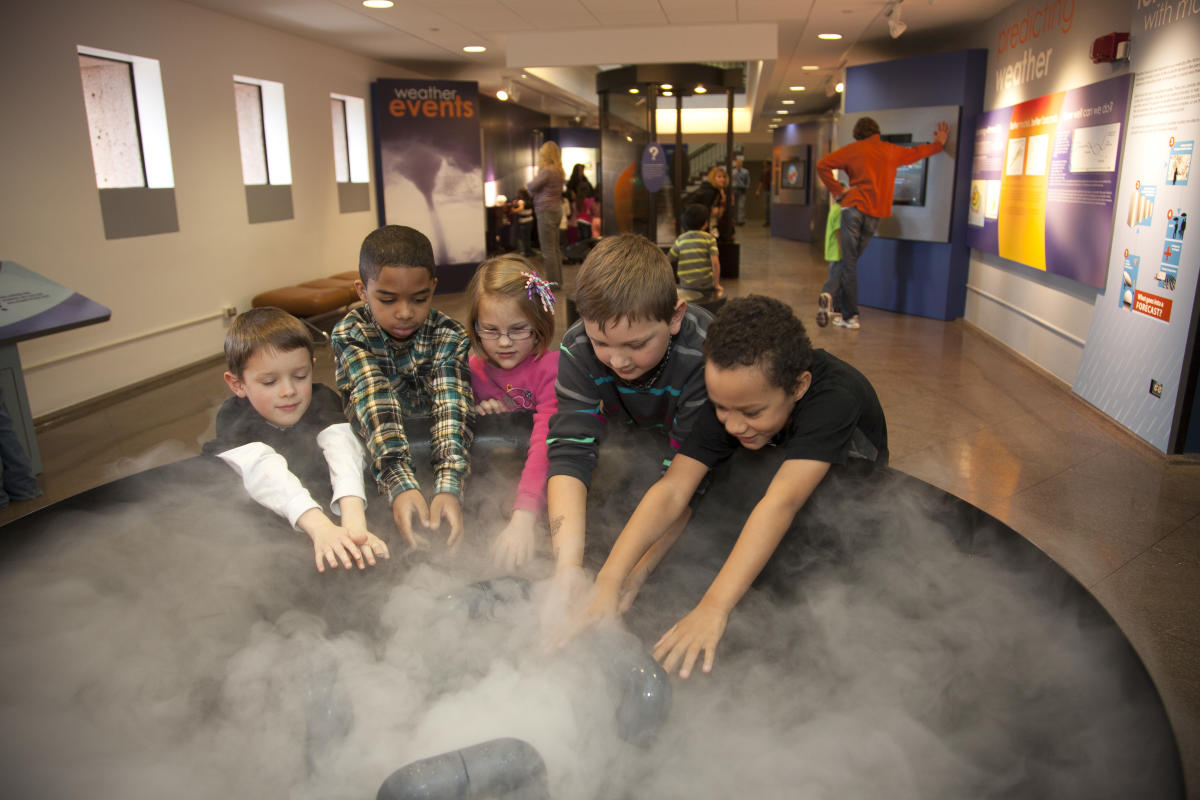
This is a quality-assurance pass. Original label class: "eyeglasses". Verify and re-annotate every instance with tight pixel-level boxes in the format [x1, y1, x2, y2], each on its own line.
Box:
[475, 325, 535, 341]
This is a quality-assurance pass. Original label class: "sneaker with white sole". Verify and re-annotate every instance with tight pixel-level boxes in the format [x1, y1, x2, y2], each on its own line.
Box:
[834, 314, 860, 330]
[816, 293, 832, 327]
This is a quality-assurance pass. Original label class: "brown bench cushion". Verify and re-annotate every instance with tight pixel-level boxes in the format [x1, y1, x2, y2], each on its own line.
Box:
[252, 284, 355, 317]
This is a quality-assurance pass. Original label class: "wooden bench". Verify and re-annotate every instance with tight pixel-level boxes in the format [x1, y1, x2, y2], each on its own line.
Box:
[251, 271, 360, 331]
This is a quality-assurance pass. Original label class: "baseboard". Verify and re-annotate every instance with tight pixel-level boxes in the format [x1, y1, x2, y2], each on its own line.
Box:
[33, 353, 225, 433]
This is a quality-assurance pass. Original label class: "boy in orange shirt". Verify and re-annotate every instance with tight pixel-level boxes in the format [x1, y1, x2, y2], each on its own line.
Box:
[816, 117, 950, 330]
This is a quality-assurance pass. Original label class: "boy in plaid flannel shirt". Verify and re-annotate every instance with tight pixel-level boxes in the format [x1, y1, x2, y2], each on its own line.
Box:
[333, 225, 474, 549]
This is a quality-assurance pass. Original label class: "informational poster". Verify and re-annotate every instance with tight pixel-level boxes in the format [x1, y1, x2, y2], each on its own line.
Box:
[371, 80, 484, 268]
[967, 73, 1132, 288]
[1073, 1, 1200, 452]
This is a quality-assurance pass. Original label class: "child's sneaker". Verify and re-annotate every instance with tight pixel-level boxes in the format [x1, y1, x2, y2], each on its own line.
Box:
[816, 293, 832, 327]
[834, 314, 860, 330]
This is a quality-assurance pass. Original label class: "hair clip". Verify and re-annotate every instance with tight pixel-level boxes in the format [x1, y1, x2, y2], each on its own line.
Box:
[521, 271, 557, 315]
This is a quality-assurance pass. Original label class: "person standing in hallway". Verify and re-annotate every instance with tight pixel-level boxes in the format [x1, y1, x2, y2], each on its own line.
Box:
[816, 118, 950, 330]
[527, 142, 566, 288]
[756, 161, 772, 226]
[730, 155, 750, 226]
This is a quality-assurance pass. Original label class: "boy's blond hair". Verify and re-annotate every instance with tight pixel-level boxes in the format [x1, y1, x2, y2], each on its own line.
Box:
[465, 254, 555, 356]
[574, 233, 677, 331]
[224, 307, 314, 378]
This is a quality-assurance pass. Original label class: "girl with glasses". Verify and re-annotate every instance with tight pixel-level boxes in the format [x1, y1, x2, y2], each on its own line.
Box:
[466, 255, 560, 570]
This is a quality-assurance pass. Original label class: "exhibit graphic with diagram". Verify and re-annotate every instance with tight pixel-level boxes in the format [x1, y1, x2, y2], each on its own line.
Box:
[967, 73, 1132, 289]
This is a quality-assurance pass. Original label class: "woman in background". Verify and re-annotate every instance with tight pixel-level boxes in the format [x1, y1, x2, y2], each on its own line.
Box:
[527, 142, 567, 287]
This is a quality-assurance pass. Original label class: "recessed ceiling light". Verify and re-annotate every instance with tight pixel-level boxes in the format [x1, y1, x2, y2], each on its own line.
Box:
[802, 65, 819, 71]
[625, 135, 633, 142]
[789, 85, 806, 92]
[496, 89, 509, 101]
[818, 33, 843, 40]
[362, 0, 393, 7]
[660, 83, 673, 90]
[777, 110, 789, 115]
[628, 87, 639, 94]
[781, 99, 795, 105]
[772, 118, 781, 123]
[662, 90, 673, 97]
[835, 81, 845, 93]
[694, 85, 707, 94]
[463, 45, 486, 53]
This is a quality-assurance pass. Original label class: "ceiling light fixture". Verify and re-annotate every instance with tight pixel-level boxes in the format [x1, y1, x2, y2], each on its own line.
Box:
[660, 83, 673, 90]
[781, 99, 795, 105]
[777, 110, 789, 115]
[629, 87, 639, 94]
[362, 0, 393, 7]
[694, 85, 707, 94]
[836, 81, 845, 93]
[662, 90, 673, 97]
[802, 65, 819, 71]
[463, 45, 486, 53]
[496, 89, 509, 101]
[817, 33, 842, 40]
[886, 1, 908, 38]
[789, 85, 806, 92]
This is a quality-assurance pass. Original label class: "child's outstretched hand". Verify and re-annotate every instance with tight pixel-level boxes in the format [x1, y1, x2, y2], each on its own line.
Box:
[345, 524, 390, 567]
[558, 578, 621, 648]
[653, 599, 730, 679]
[298, 509, 367, 573]
[429, 493, 465, 549]
[475, 399, 508, 415]
[492, 508, 536, 570]
[391, 489, 431, 550]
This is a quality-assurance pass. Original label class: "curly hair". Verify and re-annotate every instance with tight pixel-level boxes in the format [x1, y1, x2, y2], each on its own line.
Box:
[358, 225, 435, 283]
[704, 295, 812, 390]
[852, 116, 881, 140]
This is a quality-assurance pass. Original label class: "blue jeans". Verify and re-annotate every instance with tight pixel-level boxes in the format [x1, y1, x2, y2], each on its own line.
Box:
[825, 206, 878, 320]
[517, 221, 532, 256]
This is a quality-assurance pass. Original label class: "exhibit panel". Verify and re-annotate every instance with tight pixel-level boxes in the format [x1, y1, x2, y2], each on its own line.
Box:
[1073, 1, 1200, 453]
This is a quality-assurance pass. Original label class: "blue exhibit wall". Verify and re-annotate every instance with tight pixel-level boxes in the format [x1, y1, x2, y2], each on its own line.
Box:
[844, 49, 987, 320]
[771, 121, 822, 243]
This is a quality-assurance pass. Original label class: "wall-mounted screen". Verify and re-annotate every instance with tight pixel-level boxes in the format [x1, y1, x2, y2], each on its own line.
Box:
[781, 156, 806, 190]
[893, 146, 930, 207]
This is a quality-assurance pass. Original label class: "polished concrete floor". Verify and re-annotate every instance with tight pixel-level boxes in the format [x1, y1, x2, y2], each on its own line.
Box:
[3, 223, 1197, 796]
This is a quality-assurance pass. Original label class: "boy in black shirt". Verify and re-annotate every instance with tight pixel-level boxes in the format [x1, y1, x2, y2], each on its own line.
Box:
[577, 295, 886, 677]
[204, 307, 389, 572]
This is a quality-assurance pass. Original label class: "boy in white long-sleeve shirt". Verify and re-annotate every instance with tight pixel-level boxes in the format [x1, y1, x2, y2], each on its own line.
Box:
[204, 307, 389, 573]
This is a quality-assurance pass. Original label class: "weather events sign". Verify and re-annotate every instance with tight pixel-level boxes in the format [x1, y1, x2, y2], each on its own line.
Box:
[967, 73, 1133, 289]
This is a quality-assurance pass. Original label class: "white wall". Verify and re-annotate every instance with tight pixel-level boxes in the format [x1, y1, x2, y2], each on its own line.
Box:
[963, 0, 1132, 384]
[0, 0, 417, 417]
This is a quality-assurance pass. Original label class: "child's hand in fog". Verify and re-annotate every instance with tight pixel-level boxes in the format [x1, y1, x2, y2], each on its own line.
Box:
[391, 489, 431, 550]
[492, 509, 536, 571]
[430, 492, 465, 549]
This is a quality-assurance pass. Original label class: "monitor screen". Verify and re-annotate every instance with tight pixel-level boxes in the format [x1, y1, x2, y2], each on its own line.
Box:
[892, 143, 929, 207]
[780, 157, 806, 190]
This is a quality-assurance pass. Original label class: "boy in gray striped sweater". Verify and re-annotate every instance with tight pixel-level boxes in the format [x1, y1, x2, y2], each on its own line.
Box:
[546, 233, 712, 618]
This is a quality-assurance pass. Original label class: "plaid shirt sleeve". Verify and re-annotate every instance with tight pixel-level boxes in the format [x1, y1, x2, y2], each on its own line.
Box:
[427, 321, 474, 498]
[332, 312, 419, 501]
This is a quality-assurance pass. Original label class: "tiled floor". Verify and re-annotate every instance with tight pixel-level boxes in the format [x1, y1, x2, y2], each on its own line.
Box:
[3, 224, 1197, 796]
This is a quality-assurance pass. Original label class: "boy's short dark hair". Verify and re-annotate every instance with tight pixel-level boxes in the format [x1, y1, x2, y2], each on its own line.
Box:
[359, 225, 436, 283]
[574, 233, 677, 330]
[682, 204, 709, 232]
[853, 117, 881, 140]
[705, 295, 813, 391]
[224, 307, 314, 378]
